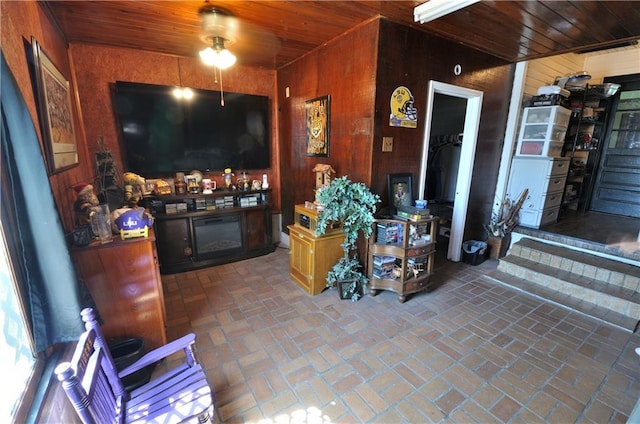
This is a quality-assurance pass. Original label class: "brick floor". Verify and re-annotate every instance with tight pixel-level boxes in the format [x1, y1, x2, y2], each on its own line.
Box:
[159, 246, 640, 423]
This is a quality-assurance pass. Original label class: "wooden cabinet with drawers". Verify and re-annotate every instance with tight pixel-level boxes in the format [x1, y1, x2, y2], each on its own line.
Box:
[71, 229, 167, 351]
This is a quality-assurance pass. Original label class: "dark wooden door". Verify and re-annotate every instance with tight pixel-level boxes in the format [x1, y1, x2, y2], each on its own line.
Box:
[154, 217, 192, 268]
[244, 208, 269, 251]
[590, 75, 640, 218]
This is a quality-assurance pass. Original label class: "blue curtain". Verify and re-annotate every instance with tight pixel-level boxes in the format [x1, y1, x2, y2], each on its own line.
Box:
[1, 51, 83, 352]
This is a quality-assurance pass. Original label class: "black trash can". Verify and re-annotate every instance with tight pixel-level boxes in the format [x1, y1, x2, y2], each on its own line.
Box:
[109, 338, 154, 392]
[462, 240, 488, 266]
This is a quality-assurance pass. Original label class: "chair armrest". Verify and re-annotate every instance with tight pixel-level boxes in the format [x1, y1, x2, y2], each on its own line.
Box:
[119, 333, 196, 378]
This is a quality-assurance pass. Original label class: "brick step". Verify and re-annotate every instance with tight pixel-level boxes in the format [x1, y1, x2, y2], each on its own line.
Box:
[492, 238, 640, 333]
[485, 270, 639, 332]
[509, 238, 640, 291]
[497, 255, 640, 318]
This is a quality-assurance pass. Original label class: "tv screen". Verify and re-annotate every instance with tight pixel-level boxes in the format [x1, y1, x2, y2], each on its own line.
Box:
[112, 81, 271, 176]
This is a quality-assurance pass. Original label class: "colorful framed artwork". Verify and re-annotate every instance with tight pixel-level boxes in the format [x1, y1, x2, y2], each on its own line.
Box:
[389, 86, 418, 128]
[31, 37, 79, 174]
[305, 95, 330, 157]
[387, 173, 413, 210]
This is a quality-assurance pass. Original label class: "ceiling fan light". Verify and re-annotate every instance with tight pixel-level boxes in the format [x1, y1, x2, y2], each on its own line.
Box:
[199, 45, 236, 69]
[199, 46, 217, 66]
[215, 49, 236, 69]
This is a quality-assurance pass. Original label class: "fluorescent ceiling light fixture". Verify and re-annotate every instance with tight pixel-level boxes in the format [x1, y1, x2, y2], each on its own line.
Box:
[414, 0, 481, 24]
[199, 36, 237, 69]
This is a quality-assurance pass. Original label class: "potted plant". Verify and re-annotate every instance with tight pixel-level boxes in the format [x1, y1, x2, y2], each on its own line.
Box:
[315, 176, 380, 301]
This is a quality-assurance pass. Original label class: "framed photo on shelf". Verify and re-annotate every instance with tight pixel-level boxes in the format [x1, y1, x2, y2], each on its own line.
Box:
[31, 37, 79, 174]
[305, 95, 330, 157]
[387, 173, 413, 210]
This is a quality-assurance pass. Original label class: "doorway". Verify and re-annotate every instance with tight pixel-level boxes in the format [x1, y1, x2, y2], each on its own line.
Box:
[417, 81, 483, 262]
[591, 74, 640, 218]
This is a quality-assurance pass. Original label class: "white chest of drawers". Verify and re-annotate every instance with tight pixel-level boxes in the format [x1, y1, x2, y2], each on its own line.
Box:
[507, 157, 570, 228]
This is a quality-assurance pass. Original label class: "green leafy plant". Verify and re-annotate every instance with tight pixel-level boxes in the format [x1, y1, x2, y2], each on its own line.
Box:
[315, 176, 380, 301]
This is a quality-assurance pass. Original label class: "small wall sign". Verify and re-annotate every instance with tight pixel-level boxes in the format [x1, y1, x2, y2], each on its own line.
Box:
[305, 95, 330, 157]
[389, 86, 418, 128]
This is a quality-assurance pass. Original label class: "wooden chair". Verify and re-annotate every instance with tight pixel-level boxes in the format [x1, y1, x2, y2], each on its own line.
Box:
[55, 308, 214, 423]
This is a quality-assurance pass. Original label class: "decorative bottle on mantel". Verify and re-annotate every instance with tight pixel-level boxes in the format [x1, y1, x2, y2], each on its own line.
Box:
[175, 172, 186, 194]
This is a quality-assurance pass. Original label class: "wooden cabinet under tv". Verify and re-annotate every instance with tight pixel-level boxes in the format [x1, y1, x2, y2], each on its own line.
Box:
[146, 189, 275, 274]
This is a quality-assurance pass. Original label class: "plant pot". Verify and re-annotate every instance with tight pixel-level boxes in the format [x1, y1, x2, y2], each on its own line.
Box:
[337, 280, 363, 301]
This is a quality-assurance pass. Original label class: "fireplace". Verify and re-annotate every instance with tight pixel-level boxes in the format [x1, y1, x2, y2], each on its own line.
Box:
[193, 214, 243, 261]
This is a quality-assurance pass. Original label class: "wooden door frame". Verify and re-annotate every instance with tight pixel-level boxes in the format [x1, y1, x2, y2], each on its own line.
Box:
[417, 81, 484, 262]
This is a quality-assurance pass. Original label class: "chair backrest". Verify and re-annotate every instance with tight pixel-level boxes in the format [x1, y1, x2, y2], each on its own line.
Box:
[55, 308, 127, 424]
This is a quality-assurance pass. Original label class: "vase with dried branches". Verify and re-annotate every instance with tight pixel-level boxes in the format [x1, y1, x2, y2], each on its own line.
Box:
[484, 189, 528, 258]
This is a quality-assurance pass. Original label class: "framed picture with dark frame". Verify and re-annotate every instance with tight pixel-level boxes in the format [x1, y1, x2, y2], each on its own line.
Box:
[31, 36, 79, 174]
[387, 173, 413, 210]
[305, 95, 330, 157]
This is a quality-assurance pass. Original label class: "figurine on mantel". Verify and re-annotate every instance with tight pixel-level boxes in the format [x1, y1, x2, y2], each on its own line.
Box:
[237, 171, 250, 191]
[122, 172, 146, 207]
[223, 168, 235, 190]
[73, 183, 100, 225]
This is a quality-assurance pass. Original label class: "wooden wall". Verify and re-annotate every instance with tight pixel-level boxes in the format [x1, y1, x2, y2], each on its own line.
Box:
[3, 0, 514, 242]
[524, 53, 585, 98]
[373, 20, 515, 241]
[1, 1, 92, 233]
[276, 19, 380, 230]
[585, 47, 640, 82]
[276, 17, 515, 242]
[68, 44, 280, 212]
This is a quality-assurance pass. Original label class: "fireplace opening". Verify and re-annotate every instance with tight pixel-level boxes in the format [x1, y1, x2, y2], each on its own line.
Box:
[193, 214, 243, 261]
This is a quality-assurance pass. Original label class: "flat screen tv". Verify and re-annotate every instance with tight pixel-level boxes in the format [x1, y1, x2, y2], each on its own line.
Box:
[112, 81, 271, 176]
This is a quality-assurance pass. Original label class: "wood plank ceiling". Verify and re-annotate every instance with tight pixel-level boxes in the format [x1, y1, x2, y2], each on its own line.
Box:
[45, 1, 640, 69]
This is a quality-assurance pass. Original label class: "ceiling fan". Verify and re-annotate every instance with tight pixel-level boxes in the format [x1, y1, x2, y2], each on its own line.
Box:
[197, 3, 281, 68]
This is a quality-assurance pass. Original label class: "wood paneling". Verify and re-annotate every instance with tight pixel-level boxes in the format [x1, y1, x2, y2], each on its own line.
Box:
[586, 49, 640, 82]
[277, 18, 514, 245]
[276, 20, 379, 230]
[1, 1, 93, 232]
[44, 1, 640, 69]
[373, 20, 515, 242]
[524, 53, 586, 98]
[68, 44, 281, 212]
